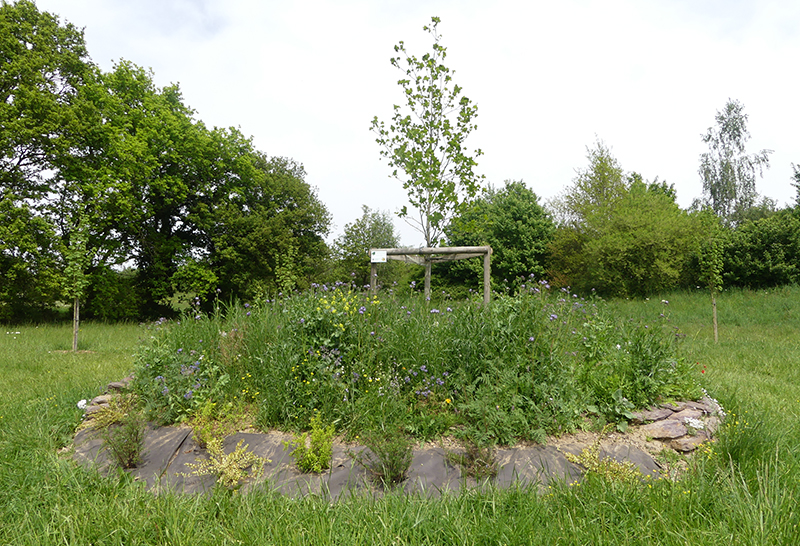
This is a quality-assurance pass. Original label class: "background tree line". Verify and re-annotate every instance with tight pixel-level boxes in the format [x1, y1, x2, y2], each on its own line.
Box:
[3, 2, 800, 324]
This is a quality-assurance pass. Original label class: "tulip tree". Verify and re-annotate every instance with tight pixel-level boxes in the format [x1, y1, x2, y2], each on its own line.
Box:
[371, 16, 483, 249]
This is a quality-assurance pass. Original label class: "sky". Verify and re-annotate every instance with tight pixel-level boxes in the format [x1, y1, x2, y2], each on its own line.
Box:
[34, 0, 800, 245]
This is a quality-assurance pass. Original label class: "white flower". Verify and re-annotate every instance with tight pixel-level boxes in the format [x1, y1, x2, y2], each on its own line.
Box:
[77, 399, 87, 410]
[684, 417, 705, 430]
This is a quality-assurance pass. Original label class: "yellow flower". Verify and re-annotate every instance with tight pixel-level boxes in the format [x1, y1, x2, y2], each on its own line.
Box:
[445, 398, 452, 404]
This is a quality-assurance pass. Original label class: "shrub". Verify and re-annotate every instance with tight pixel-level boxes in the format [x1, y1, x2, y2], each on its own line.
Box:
[101, 411, 147, 469]
[350, 426, 414, 487]
[284, 412, 335, 473]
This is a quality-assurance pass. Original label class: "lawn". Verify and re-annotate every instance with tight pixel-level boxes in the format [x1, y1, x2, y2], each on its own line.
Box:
[1, 287, 799, 545]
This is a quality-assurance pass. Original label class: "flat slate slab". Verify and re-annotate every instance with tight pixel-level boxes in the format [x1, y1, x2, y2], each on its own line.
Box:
[73, 425, 670, 499]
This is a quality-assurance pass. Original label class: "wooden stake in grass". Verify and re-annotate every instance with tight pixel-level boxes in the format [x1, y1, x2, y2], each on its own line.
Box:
[700, 235, 724, 344]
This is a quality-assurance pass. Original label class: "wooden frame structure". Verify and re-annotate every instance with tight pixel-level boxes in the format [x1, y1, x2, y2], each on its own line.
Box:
[369, 246, 493, 304]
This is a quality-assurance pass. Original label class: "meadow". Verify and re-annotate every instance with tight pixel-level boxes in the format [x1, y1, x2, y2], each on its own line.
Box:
[1, 286, 799, 544]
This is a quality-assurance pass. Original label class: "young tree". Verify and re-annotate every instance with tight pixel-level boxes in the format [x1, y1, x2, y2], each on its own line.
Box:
[371, 17, 483, 296]
[699, 99, 772, 226]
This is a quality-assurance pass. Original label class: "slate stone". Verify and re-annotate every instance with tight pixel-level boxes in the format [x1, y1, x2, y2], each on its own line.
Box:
[670, 431, 709, 452]
[704, 416, 721, 436]
[631, 408, 674, 424]
[495, 446, 582, 489]
[600, 444, 662, 479]
[640, 419, 687, 439]
[83, 405, 104, 415]
[107, 381, 127, 391]
[672, 408, 704, 422]
[91, 395, 112, 406]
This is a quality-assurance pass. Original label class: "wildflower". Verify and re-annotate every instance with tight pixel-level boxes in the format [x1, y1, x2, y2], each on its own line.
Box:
[549, 314, 558, 321]
[445, 398, 452, 404]
[430, 308, 440, 314]
[420, 365, 428, 373]
[184, 391, 193, 399]
[77, 399, 87, 410]
[529, 336, 535, 342]
[244, 303, 250, 308]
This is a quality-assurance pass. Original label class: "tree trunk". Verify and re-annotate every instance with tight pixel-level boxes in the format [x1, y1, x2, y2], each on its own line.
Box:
[712, 290, 718, 344]
[72, 296, 80, 352]
[424, 257, 432, 301]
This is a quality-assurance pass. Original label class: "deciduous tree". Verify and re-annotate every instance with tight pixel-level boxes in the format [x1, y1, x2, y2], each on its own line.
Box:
[699, 99, 772, 226]
[371, 17, 483, 244]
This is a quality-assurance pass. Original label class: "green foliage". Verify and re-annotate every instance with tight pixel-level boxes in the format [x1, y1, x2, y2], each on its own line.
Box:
[101, 409, 146, 469]
[80, 394, 139, 431]
[284, 412, 335, 473]
[562, 425, 643, 484]
[443, 180, 554, 291]
[83, 267, 140, 322]
[0, 193, 62, 322]
[698, 98, 772, 226]
[183, 436, 268, 489]
[1, 2, 331, 322]
[330, 205, 401, 287]
[186, 399, 256, 449]
[445, 439, 498, 480]
[722, 210, 800, 288]
[371, 16, 483, 247]
[134, 283, 699, 444]
[350, 425, 415, 487]
[549, 143, 701, 296]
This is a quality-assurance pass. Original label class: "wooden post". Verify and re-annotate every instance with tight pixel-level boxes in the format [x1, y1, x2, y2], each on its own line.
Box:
[72, 296, 80, 352]
[483, 249, 491, 305]
[370, 263, 378, 296]
[712, 291, 718, 343]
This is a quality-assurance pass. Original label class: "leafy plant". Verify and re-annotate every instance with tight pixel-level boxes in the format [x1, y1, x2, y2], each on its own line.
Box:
[183, 436, 268, 490]
[80, 394, 139, 431]
[101, 410, 147, 469]
[350, 426, 414, 487]
[284, 412, 335, 473]
[562, 425, 642, 484]
[445, 438, 498, 480]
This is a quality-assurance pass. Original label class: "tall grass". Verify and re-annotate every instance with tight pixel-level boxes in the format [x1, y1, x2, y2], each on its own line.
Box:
[1, 287, 799, 544]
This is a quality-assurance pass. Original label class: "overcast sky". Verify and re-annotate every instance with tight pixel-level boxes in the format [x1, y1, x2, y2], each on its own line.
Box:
[34, 0, 800, 245]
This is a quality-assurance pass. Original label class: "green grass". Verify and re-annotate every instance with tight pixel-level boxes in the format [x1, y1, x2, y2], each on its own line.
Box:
[1, 287, 800, 544]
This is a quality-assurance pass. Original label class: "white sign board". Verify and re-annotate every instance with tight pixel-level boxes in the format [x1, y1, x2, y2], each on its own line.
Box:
[370, 250, 387, 263]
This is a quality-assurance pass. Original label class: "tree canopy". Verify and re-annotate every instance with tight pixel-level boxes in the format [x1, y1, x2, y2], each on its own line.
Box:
[371, 16, 483, 248]
[699, 99, 772, 226]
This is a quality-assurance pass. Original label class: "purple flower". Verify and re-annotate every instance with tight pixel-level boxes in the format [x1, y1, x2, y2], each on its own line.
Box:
[246, 312, 251, 317]
[436, 378, 444, 386]
[529, 336, 535, 342]
[359, 306, 366, 314]
[177, 348, 183, 353]
[446, 307, 452, 312]
[430, 309, 440, 314]
[299, 318, 305, 324]
[420, 365, 428, 373]
[184, 391, 193, 399]
[161, 387, 169, 395]
[549, 314, 558, 321]
[244, 303, 250, 308]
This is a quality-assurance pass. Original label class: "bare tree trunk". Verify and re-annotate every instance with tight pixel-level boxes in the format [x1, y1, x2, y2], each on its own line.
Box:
[424, 257, 432, 300]
[72, 296, 80, 352]
[712, 291, 718, 344]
